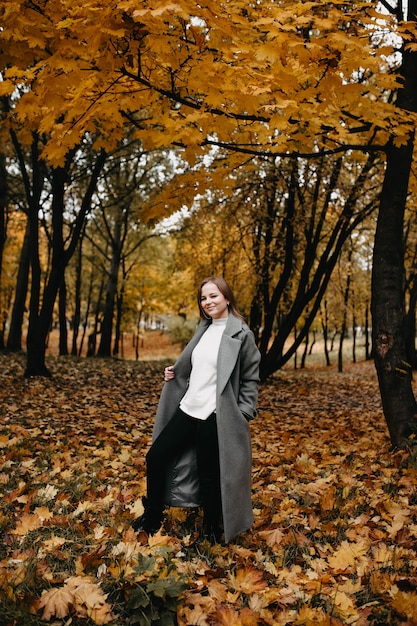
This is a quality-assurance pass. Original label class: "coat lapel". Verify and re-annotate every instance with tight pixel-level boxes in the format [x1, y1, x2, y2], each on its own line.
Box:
[217, 315, 243, 396]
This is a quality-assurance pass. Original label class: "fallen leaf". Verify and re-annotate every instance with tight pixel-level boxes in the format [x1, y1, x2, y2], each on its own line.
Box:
[38, 586, 74, 620]
[228, 566, 267, 594]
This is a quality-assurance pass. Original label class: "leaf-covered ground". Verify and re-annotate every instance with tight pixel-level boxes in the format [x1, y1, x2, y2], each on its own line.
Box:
[1, 353, 417, 625]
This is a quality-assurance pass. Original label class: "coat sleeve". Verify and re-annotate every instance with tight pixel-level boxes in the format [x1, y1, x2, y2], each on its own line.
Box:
[237, 328, 261, 420]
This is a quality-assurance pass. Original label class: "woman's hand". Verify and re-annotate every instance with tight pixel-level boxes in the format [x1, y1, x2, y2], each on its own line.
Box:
[164, 366, 175, 382]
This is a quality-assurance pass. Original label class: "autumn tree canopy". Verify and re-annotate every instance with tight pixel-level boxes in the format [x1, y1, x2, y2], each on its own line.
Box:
[1, 0, 414, 172]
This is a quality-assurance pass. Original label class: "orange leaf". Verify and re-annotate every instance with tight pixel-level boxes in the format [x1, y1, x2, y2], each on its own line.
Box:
[391, 591, 417, 621]
[258, 527, 284, 549]
[209, 606, 242, 626]
[12, 512, 43, 535]
[228, 566, 267, 594]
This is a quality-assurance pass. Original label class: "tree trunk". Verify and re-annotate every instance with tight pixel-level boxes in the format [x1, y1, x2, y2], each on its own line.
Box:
[59, 277, 68, 356]
[97, 222, 122, 357]
[87, 276, 105, 357]
[300, 330, 308, 369]
[321, 301, 331, 366]
[97, 271, 117, 357]
[25, 150, 106, 376]
[7, 217, 31, 351]
[352, 312, 357, 364]
[258, 153, 379, 380]
[25, 166, 67, 377]
[25, 203, 46, 376]
[365, 301, 371, 361]
[79, 262, 95, 357]
[371, 0, 417, 447]
[372, 140, 417, 446]
[404, 281, 417, 368]
[0, 151, 6, 350]
[338, 249, 352, 373]
[71, 237, 83, 356]
[337, 332, 345, 373]
[113, 284, 124, 356]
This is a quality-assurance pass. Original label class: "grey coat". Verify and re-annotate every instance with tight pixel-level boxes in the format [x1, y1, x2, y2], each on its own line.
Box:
[153, 314, 260, 543]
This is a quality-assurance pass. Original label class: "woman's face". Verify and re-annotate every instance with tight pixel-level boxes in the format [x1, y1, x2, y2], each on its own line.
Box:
[200, 282, 229, 319]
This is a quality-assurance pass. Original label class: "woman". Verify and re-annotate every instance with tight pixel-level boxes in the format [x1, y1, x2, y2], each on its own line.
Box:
[132, 276, 260, 543]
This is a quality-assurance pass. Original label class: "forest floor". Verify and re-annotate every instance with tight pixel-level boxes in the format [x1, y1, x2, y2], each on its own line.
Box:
[1, 338, 417, 625]
[45, 328, 183, 361]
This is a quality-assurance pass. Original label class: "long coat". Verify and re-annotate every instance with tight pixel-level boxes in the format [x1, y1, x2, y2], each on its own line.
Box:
[153, 313, 260, 543]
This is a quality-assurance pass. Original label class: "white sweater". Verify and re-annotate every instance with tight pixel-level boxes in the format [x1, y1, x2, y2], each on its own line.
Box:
[179, 317, 227, 419]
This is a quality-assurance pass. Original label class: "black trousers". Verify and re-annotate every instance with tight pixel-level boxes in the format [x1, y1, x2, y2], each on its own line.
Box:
[145, 407, 222, 524]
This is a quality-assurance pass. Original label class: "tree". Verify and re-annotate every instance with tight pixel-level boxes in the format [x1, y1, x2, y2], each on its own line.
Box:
[1, 1, 406, 164]
[70, 228, 85, 356]
[403, 201, 417, 368]
[5, 130, 47, 356]
[6, 216, 31, 351]
[18, 140, 107, 376]
[169, 152, 382, 378]
[0, 150, 7, 349]
[79, 144, 175, 357]
[370, 0, 417, 447]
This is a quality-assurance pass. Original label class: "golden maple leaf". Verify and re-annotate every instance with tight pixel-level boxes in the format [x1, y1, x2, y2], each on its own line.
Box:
[38, 586, 74, 620]
[327, 539, 370, 573]
[180, 590, 216, 625]
[208, 605, 243, 626]
[11, 512, 43, 535]
[331, 590, 358, 621]
[369, 571, 394, 595]
[228, 566, 267, 594]
[391, 591, 417, 622]
[73, 581, 115, 624]
[258, 527, 284, 549]
[38, 536, 67, 557]
[34, 506, 54, 522]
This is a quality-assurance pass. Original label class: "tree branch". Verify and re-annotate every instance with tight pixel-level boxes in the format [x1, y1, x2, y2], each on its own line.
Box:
[199, 139, 387, 159]
[120, 66, 270, 122]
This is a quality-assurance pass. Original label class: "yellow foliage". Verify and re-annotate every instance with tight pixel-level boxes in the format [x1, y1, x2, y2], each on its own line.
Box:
[0, 0, 411, 168]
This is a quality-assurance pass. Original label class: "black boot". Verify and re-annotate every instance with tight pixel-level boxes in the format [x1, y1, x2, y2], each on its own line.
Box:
[202, 505, 223, 543]
[132, 497, 163, 534]
[202, 519, 223, 544]
[201, 491, 223, 543]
